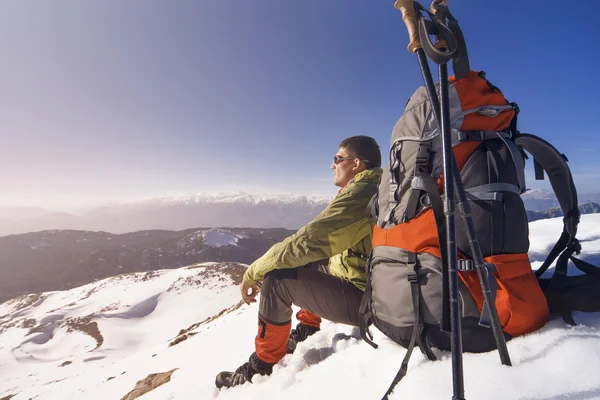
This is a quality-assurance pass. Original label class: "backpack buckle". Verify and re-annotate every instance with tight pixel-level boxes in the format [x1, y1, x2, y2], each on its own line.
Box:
[420, 194, 431, 208]
[407, 271, 418, 283]
[407, 255, 419, 283]
[458, 259, 474, 271]
[415, 145, 430, 166]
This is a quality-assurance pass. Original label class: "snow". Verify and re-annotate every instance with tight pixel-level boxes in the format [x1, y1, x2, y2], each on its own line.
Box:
[529, 215, 600, 276]
[521, 188, 556, 200]
[1, 216, 600, 399]
[203, 229, 248, 247]
[139, 192, 332, 207]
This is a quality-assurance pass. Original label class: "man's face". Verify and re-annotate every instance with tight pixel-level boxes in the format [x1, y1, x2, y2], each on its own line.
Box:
[331, 146, 364, 188]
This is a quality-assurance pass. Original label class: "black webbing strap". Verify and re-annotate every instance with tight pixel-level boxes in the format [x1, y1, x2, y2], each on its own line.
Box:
[509, 102, 520, 138]
[535, 208, 581, 279]
[382, 253, 422, 400]
[561, 310, 577, 327]
[535, 230, 570, 278]
[403, 145, 431, 222]
[457, 260, 499, 328]
[358, 251, 379, 349]
[385, 142, 403, 223]
[534, 158, 545, 180]
[419, 172, 450, 333]
[570, 253, 600, 276]
[359, 252, 378, 349]
[548, 238, 582, 291]
[403, 143, 449, 332]
[417, 325, 437, 361]
[544, 237, 600, 325]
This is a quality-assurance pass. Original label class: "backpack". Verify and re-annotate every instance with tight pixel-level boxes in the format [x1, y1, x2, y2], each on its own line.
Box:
[359, 68, 600, 394]
[360, 68, 548, 349]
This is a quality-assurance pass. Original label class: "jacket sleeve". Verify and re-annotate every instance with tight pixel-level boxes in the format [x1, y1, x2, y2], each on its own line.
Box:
[243, 181, 373, 284]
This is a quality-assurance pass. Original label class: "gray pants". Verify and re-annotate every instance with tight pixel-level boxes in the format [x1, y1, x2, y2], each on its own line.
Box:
[258, 263, 364, 326]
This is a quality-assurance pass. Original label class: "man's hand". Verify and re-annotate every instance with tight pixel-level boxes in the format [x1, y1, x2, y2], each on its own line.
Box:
[240, 280, 259, 305]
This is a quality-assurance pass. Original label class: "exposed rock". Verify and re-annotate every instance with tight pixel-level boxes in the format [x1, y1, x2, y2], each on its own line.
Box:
[168, 332, 198, 347]
[120, 369, 178, 400]
[167, 262, 246, 292]
[20, 319, 36, 329]
[65, 315, 104, 350]
[169, 301, 243, 347]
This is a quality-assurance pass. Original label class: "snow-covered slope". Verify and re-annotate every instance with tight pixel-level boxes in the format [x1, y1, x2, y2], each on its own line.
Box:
[1, 216, 600, 399]
[0, 262, 246, 399]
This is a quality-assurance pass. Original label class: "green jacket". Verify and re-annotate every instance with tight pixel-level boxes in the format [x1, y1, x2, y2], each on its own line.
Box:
[243, 168, 382, 291]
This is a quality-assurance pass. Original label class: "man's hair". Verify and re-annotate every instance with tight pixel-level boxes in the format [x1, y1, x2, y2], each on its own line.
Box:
[339, 135, 381, 169]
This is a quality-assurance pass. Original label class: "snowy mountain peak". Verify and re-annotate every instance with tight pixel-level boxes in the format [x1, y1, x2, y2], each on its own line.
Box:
[202, 229, 248, 248]
[521, 188, 556, 200]
[141, 192, 332, 207]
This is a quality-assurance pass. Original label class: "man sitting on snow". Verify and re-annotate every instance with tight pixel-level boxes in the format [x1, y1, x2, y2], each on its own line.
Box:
[215, 135, 382, 388]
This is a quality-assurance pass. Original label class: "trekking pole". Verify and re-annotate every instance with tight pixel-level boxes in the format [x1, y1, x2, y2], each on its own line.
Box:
[420, 4, 467, 399]
[433, 20, 467, 400]
[394, 1, 465, 399]
[428, 0, 512, 368]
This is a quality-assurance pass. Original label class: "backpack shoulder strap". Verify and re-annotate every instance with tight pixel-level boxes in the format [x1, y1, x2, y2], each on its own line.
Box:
[515, 133, 581, 277]
[516, 133, 580, 232]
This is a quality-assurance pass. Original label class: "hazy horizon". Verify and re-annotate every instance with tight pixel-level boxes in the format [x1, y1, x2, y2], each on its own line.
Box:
[1, 1, 598, 212]
[0, 190, 337, 216]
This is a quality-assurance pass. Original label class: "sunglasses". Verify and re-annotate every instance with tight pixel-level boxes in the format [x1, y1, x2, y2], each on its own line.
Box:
[333, 155, 369, 165]
[333, 155, 357, 164]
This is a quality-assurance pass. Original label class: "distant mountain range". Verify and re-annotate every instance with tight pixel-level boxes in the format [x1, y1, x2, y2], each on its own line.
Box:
[3, 188, 599, 306]
[521, 189, 600, 222]
[521, 189, 600, 211]
[0, 227, 294, 304]
[2, 190, 599, 238]
[526, 202, 600, 222]
[0, 193, 330, 237]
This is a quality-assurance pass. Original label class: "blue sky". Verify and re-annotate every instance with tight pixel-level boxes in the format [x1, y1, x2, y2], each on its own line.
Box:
[0, 0, 598, 211]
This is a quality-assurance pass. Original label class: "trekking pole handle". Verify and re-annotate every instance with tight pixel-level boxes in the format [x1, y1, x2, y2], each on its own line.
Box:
[430, 0, 448, 50]
[394, 0, 422, 53]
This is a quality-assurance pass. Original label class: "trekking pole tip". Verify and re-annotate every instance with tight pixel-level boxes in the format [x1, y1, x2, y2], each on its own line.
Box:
[394, 0, 422, 53]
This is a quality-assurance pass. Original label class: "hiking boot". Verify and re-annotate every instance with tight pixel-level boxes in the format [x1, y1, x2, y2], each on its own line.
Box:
[215, 352, 274, 389]
[286, 323, 320, 354]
